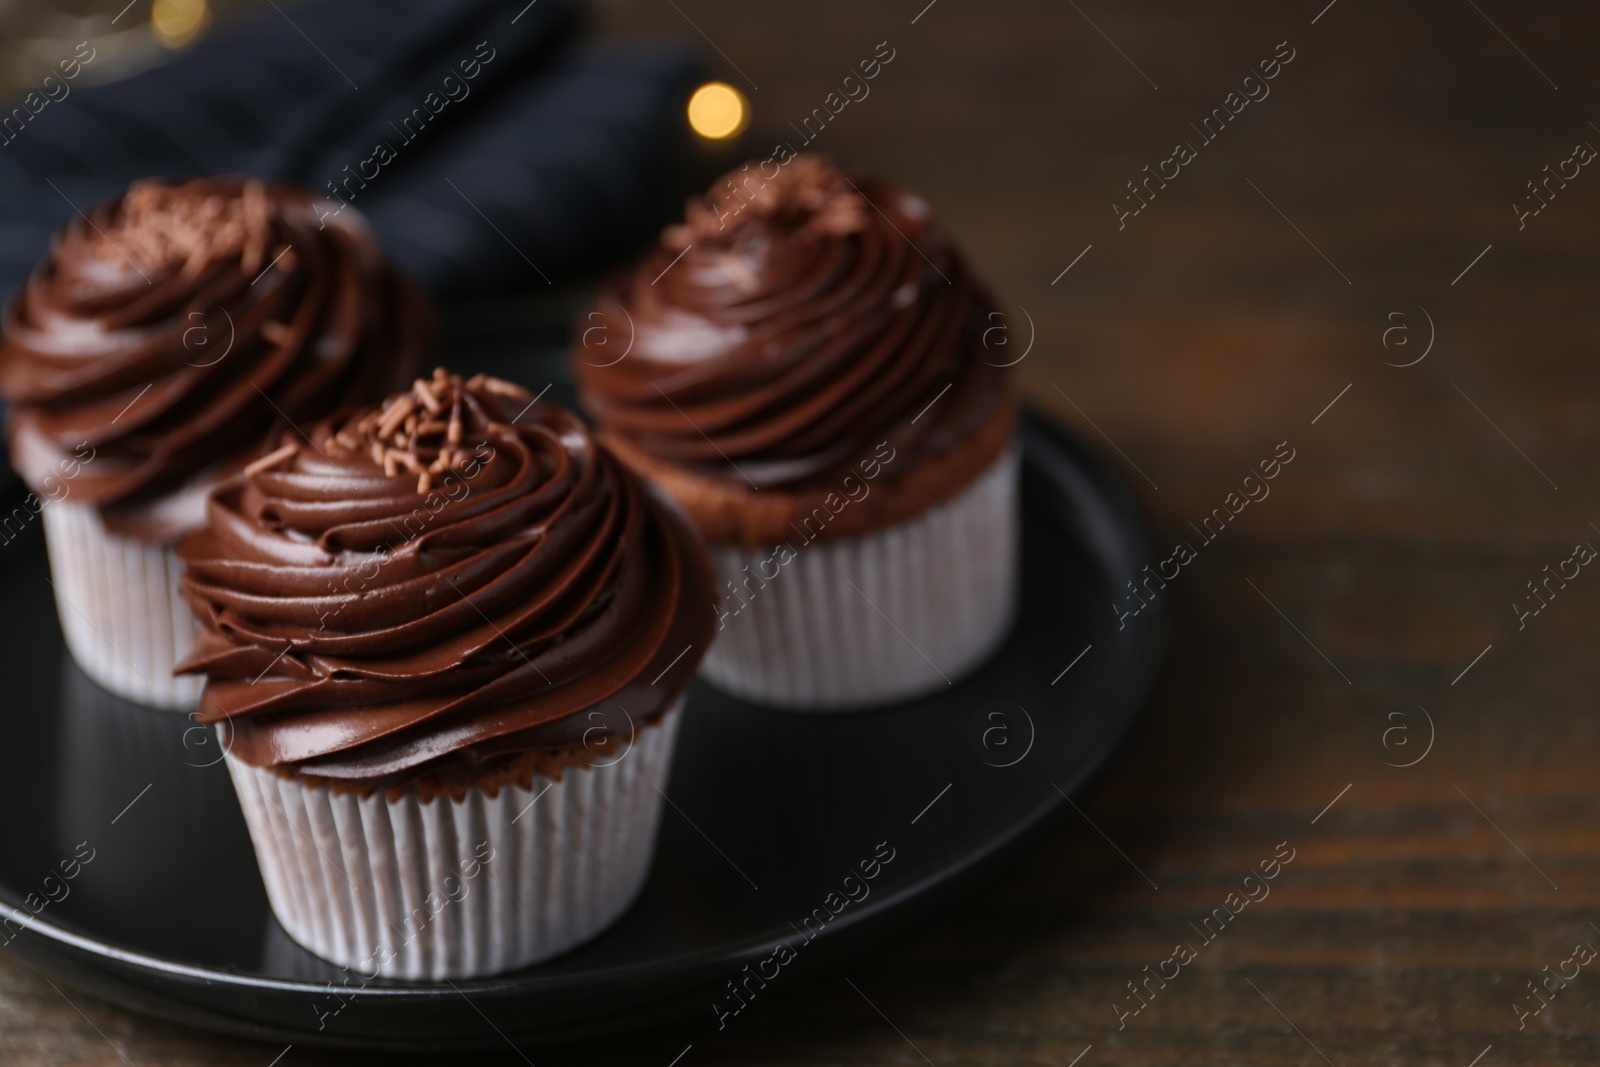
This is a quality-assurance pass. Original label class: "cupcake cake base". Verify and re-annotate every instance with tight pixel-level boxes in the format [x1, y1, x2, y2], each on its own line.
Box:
[225, 698, 684, 980]
[41, 500, 201, 711]
[702, 446, 1019, 710]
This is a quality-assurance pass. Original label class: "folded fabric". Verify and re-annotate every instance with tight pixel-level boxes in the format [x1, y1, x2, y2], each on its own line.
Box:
[0, 0, 702, 296]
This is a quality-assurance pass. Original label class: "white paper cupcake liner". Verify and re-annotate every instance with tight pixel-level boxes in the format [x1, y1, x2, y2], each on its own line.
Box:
[702, 444, 1019, 710]
[224, 697, 684, 980]
[41, 499, 201, 711]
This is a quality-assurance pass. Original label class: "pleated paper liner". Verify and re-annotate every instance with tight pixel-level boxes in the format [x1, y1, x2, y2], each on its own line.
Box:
[41, 501, 201, 711]
[226, 698, 684, 980]
[701, 446, 1019, 710]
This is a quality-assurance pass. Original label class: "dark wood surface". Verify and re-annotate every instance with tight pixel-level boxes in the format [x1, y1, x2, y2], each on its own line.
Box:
[7, 0, 1600, 1062]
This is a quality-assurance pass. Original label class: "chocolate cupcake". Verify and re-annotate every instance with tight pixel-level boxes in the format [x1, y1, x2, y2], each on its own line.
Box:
[574, 154, 1018, 709]
[0, 177, 424, 709]
[177, 371, 714, 979]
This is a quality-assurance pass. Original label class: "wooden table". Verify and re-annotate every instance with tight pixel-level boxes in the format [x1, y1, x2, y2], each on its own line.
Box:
[6, 0, 1600, 1062]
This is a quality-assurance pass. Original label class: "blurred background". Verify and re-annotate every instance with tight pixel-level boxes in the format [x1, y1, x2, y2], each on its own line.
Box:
[0, 0, 224, 91]
[4, 0, 1600, 1064]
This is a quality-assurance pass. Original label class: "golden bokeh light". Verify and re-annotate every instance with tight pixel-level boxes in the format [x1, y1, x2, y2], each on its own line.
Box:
[152, 0, 211, 50]
[687, 82, 749, 140]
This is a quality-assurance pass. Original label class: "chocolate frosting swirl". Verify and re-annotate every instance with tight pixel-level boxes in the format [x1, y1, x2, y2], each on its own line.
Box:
[177, 371, 714, 784]
[573, 154, 1010, 490]
[0, 177, 425, 536]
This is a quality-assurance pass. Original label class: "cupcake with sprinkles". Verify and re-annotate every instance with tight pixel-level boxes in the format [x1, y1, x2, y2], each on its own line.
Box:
[0, 176, 424, 708]
[176, 369, 714, 978]
[574, 154, 1019, 709]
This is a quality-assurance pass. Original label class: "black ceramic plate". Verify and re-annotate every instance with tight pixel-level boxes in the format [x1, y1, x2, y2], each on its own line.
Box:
[0, 388, 1165, 1050]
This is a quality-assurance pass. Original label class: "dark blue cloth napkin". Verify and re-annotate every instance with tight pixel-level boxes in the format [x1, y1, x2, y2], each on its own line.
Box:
[0, 0, 702, 297]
